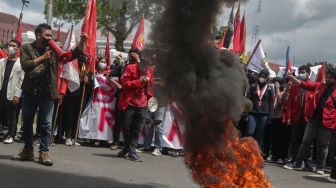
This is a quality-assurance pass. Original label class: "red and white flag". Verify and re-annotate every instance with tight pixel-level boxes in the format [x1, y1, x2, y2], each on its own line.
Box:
[132, 15, 145, 50]
[316, 63, 325, 83]
[61, 25, 80, 92]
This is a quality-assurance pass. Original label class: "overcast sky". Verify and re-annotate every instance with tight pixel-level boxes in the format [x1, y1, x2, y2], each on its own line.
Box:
[0, 0, 335, 65]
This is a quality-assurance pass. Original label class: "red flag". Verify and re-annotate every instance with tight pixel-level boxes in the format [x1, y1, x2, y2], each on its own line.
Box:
[218, 30, 227, 48]
[316, 64, 325, 82]
[287, 59, 292, 74]
[57, 26, 61, 41]
[232, 5, 240, 53]
[81, 0, 97, 73]
[105, 32, 111, 66]
[132, 15, 145, 50]
[0, 49, 7, 58]
[239, 12, 246, 55]
[15, 24, 22, 45]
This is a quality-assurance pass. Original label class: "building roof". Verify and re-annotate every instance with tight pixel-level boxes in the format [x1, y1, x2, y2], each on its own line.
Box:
[0, 12, 67, 43]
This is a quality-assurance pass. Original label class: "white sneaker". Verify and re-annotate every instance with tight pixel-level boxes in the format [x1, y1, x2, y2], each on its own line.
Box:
[74, 141, 81, 146]
[65, 138, 72, 146]
[3, 137, 14, 144]
[152, 148, 162, 156]
[316, 168, 325, 175]
[327, 177, 336, 183]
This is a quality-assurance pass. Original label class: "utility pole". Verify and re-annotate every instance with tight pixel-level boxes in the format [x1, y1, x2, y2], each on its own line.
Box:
[250, 0, 262, 52]
[47, 0, 53, 25]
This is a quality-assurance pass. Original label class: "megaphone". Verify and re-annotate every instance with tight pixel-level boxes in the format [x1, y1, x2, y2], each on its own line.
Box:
[48, 39, 73, 63]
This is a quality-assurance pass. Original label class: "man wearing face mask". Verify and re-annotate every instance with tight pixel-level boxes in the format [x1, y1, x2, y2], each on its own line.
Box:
[117, 48, 153, 162]
[0, 39, 24, 144]
[283, 65, 314, 170]
[14, 23, 87, 166]
[246, 69, 274, 149]
[287, 68, 336, 175]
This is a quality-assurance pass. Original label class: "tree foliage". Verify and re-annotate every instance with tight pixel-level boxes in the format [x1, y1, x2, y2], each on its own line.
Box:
[45, 0, 164, 51]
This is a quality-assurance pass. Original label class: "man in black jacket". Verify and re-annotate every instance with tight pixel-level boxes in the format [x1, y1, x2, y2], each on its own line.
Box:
[14, 23, 87, 166]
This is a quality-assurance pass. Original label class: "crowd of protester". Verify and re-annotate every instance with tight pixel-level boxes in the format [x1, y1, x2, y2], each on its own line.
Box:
[0, 23, 335, 183]
[240, 65, 336, 183]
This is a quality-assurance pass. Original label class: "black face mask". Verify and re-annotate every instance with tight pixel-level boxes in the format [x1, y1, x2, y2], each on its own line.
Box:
[326, 83, 335, 89]
[42, 38, 49, 46]
[138, 62, 147, 73]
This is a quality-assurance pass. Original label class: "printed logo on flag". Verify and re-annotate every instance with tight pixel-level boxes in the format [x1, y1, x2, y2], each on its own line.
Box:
[136, 33, 145, 50]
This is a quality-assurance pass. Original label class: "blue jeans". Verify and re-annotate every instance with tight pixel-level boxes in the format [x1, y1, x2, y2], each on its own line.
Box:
[144, 106, 165, 150]
[246, 114, 269, 147]
[22, 92, 54, 152]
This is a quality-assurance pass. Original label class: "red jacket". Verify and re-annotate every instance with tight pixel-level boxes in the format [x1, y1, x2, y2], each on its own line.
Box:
[285, 84, 313, 124]
[301, 81, 336, 130]
[118, 63, 153, 111]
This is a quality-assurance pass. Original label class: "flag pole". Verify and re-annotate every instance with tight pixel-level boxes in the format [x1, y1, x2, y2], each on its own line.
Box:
[246, 39, 261, 66]
[74, 64, 87, 146]
[50, 102, 60, 145]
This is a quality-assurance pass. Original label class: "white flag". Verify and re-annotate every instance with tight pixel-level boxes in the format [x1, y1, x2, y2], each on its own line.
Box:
[309, 65, 322, 81]
[61, 25, 80, 92]
[246, 42, 276, 77]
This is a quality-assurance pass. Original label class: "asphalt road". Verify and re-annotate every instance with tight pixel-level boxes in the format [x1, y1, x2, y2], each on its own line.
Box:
[0, 143, 334, 188]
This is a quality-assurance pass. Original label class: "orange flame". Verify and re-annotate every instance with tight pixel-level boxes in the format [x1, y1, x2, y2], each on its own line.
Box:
[185, 120, 272, 188]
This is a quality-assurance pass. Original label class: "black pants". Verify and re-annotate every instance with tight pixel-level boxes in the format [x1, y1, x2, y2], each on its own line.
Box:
[271, 118, 291, 160]
[295, 119, 332, 168]
[0, 96, 17, 137]
[61, 96, 81, 139]
[288, 120, 307, 160]
[122, 106, 146, 152]
[113, 96, 123, 144]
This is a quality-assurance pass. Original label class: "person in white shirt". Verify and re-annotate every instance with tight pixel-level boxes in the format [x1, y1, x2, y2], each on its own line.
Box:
[0, 39, 24, 144]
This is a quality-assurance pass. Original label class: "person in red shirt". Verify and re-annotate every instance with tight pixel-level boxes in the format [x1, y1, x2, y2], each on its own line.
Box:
[283, 65, 313, 170]
[287, 68, 336, 175]
[117, 48, 153, 162]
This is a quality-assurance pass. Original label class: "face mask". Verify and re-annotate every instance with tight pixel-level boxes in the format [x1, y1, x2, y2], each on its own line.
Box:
[98, 62, 107, 70]
[298, 73, 307, 80]
[326, 82, 335, 88]
[38, 35, 49, 46]
[8, 47, 16, 56]
[258, 77, 266, 84]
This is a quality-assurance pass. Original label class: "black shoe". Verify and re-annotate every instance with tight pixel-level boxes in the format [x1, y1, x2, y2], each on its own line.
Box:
[303, 162, 314, 172]
[293, 161, 303, 171]
[127, 153, 143, 162]
[117, 148, 129, 158]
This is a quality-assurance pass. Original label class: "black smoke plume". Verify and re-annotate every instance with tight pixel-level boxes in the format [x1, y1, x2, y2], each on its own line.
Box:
[150, 0, 273, 187]
[151, 0, 248, 151]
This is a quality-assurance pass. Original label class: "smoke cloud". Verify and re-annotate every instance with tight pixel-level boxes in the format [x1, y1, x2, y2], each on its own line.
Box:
[150, 0, 272, 187]
[151, 0, 247, 150]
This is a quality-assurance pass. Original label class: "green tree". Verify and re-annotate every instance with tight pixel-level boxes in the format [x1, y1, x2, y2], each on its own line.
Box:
[45, 0, 164, 51]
